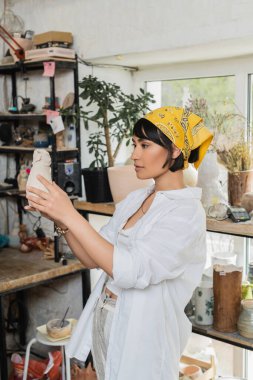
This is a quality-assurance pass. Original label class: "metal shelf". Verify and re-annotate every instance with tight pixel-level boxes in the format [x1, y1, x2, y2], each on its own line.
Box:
[0, 113, 46, 121]
[0, 145, 78, 154]
[0, 58, 77, 75]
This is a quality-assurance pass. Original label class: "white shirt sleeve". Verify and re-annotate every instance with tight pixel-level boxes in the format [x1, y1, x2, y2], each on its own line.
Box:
[111, 204, 206, 289]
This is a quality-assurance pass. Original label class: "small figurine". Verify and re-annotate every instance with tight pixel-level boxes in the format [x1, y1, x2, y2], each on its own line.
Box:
[26, 149, 52, 204]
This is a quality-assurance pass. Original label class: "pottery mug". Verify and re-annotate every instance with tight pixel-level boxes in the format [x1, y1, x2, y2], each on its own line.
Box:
[181, 364, 202, 379]
[195, 280, 214, 325]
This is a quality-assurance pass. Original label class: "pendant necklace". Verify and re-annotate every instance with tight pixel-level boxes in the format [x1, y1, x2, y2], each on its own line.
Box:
[141, 191, 155, 215]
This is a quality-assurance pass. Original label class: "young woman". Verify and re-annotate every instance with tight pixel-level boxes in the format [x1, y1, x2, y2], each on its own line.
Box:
[26, 106, 213, 380]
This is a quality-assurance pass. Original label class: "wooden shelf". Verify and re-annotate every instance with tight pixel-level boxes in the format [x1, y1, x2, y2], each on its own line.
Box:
[206, 217, 253, 238]
[191, 317, 253, 351]
[73, 201, 253, 238]
[0, 189, 25, 197]
[74, 200, 115, 216]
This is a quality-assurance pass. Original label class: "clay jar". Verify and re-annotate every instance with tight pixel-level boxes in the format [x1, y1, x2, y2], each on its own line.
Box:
[237, 299, 253, 338]
[26, 149, 52, 205]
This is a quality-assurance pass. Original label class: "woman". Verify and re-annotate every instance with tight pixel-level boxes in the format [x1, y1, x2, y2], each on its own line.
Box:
[26, 106, 213, 380]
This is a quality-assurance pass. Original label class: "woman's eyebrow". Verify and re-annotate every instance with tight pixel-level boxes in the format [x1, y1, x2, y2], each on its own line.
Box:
[132, 137, 147, 142]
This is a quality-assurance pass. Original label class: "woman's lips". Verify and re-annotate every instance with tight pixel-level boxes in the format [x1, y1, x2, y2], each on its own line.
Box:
[134, 165, 144, 171]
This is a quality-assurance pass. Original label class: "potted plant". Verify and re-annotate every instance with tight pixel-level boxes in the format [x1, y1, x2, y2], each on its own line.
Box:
[79, 75, 154, 203]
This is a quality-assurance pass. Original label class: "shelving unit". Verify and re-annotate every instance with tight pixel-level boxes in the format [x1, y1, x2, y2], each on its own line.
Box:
[0, 58, 82, 262]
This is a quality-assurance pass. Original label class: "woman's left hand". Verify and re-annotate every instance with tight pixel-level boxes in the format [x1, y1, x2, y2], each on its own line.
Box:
[26, 175, 75, 225]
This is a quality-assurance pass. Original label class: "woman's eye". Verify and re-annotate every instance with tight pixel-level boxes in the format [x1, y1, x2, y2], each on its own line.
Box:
[141, 144, 149, 149]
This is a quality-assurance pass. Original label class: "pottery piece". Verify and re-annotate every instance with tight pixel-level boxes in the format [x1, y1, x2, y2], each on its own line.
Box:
[213, 264, 242, 332]
[241, 192, 253, 212]
[46, 318, 72, 339]
[107, 165, 153, 203]
[228, 170, 253, 206]
[197, 151, 226, 210]
[26, 149, 52, 204]
[237, 299, 253, 338]
[195, 280, 214, 326]
[180, 364, 202, 379]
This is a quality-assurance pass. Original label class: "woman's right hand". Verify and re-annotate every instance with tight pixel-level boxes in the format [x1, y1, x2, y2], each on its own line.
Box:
[24, 204, 68, 229]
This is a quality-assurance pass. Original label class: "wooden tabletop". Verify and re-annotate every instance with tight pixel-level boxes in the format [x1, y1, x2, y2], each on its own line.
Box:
[0, 248, 85, 294]
[74, 200, 115, 216]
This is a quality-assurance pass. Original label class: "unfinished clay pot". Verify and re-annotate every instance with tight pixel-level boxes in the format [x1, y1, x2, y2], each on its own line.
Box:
[26, 149, 52, 204]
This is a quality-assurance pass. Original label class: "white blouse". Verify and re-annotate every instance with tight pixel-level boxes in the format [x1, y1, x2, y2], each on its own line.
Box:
[66, 185, 207, 380]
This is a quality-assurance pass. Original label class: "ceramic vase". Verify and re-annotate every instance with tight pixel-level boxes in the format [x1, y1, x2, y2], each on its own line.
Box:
[195, 281, 214, 326]
[228, 170, 253, 206]
[237, 299, 253, 338]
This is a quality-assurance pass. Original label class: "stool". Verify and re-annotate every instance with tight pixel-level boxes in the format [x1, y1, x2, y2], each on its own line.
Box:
[22, 331, 71, 380]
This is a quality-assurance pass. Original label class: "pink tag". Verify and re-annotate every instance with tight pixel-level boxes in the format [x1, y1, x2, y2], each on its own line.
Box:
[45, 109, 59, 124]
[43, 62, 56, 77]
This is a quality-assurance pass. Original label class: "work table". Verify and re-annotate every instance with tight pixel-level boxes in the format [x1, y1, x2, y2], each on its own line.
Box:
[0, 248, 85, 294]
[0, 248, 89, 379]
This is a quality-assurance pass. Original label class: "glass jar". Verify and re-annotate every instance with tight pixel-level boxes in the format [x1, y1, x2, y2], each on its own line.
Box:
[237, 299, 253, 338]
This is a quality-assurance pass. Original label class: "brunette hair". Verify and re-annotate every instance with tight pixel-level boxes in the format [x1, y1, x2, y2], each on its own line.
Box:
[133, 118, 199, 172]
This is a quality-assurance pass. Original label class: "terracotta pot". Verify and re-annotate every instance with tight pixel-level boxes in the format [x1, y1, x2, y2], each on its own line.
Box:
[107, 165, 153, 203]
[228, 170, 253, 206]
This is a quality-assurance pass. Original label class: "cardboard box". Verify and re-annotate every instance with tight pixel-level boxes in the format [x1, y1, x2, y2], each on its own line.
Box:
[179, 355, 216, 380]
[33, 31, 73, 46]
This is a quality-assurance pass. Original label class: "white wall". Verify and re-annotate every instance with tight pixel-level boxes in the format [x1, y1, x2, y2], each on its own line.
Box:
[8, 0, 253, 60]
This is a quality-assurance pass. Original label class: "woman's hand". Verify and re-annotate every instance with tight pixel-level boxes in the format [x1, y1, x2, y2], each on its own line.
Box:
[25, 175, 75, 225]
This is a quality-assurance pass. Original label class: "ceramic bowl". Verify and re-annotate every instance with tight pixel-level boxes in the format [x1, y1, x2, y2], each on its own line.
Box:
[46, 318, 72, 339]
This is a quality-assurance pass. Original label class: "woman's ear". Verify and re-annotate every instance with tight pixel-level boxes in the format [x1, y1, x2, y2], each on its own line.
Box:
[171, 143, 181, 159]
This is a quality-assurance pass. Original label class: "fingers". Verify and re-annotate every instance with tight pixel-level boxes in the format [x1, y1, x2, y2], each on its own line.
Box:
[26, 197, 45, 213]
[26, 193, 47, 209]
[24, 205, 38, 212]
[37, 175, 53, 189]
[26, 186, 49, 200]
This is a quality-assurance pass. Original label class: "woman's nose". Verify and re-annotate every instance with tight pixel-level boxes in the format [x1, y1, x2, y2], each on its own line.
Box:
[131, 148, 139, 160]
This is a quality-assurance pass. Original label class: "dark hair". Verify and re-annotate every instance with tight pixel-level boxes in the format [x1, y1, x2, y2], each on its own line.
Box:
[133, 118, 199, 172]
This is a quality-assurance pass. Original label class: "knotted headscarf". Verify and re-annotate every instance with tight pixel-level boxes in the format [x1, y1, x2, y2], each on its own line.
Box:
[142, 106, 213, 169]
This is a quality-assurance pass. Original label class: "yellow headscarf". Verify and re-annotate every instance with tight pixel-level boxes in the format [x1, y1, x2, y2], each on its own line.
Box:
[143, 106, 213, 169]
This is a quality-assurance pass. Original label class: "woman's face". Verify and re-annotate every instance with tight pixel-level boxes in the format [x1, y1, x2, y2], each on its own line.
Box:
[131, 135, 172, 180]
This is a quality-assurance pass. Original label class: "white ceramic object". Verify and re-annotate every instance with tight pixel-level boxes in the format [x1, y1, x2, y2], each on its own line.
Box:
[26, 149, 52, 204]
[107, 165, 153, 203]
[195, 281, 214, 326]
[197, 151, 226, 210]
[183, 164, 198, 187]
